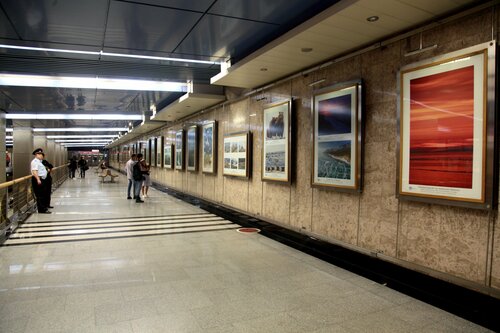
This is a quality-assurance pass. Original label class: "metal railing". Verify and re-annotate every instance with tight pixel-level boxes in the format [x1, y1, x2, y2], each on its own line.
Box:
[0, 165, 69, 244]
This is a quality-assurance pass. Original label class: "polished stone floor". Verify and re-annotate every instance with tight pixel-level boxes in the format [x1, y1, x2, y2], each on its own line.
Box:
[0, 169, 492, 332]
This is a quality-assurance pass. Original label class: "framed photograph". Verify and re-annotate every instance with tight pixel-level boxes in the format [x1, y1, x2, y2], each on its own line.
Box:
[223, 132, 251, 178]
[151, 137, 156, 166]
[164, 140, 173, 169]
[156, 136, 162, 167]
[398, 41, 496, 209]
[312, 80, 363, 191]
[262, 100, 291, 183]
[186, 125, 198, 172]
[175, 130, 184, 170]
[202, 121, 217, 174]
[144, 140, 150, 165]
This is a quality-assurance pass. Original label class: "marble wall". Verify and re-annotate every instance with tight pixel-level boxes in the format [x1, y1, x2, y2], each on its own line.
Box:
[112, 7, 500, 296]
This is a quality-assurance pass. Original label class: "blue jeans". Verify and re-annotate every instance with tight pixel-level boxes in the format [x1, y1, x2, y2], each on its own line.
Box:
[127, 179, 133, 197]
[133, 180, 142, 199]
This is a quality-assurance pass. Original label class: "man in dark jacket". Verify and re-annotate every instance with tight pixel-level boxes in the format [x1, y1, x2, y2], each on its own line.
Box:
[132, 153, 144, 203]
[41, 152, 54, 209]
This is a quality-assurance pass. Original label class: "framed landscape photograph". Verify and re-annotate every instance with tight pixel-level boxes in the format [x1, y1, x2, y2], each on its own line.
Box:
[156, 136, 162, 167]
[164, 139, 173, 169]
[398, 41, 495, 209]
[186, 125, 198, 172]
[202, 121, 217, 174]
[144, 140, 150, 165]
[175, 130, 184, 170]
[312, 80, 363, 191]
[151, 137, 156, 166]
[223, 132, 251, 178]
[262, 100, 291, 183]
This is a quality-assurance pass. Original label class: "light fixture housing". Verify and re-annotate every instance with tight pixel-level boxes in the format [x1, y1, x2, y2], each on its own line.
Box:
[0, 74, 188, 92]
[6, 113, 142, 120]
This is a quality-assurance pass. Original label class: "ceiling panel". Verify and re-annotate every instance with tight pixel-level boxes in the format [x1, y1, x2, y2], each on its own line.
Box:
[175, 14, 276, 59]
[127, 0, 214, 12]
[208, 0, 338, 24]
[1, 0, 107, 46]
[104, 1, 203, 54]
[0, 7, 18, 39]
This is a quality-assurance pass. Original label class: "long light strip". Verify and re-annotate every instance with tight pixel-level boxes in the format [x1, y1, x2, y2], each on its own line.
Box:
[62, 144, 107, 147]
[55, 139, 112, 143]
[47, 135, 118, 139]
[0, 74, 187, 92]
[7, 113, 142, 120]
[0, 44, 220, 65]
[33, 127, 128, 132]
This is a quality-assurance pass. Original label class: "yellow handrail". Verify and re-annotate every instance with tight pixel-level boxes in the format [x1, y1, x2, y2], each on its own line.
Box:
[0, 164, 69, 190]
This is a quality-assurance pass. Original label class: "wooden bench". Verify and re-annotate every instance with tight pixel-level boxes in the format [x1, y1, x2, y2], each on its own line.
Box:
[98, 169, 119, 183]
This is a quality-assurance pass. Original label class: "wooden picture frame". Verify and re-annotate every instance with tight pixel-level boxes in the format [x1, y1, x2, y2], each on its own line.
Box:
[186, 125, 198, 172]
[151, 137, 156, 166]
[163, 138, 173, 169]
[156, 136, 162, 167]
[312, 80, 363, 192]
[223, 132, 251, 178]
[202, 121, 217, 174]
[175, 130, 184, 170]
[397, 41, 496, 209]
[262, 100, 291, 183]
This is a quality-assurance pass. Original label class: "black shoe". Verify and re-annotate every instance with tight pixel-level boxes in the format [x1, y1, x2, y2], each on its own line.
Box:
[136, 199, 144, 203]
[48, 206, 54, 208]
[39, 211, 52, 214]
[127, 196, 132, 200]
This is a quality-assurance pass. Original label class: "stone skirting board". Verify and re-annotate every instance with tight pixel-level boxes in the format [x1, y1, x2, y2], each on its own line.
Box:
[110, 6, 500, 296]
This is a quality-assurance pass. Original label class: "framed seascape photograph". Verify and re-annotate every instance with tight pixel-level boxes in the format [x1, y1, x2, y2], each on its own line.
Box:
[164, 140, 174, 169]
[143, 140, 150, 165]
[262, 100, 291, 183]
[175, 130, 184, 170]
[156, 136, 162, 167]
[398, 41, 496, 209]
[223, 132, 251, 178]
[186, 125, 198, 172]
[202, 121, 217, 174]
[151, 137, 156, 166]
[312, 80, 363, 191]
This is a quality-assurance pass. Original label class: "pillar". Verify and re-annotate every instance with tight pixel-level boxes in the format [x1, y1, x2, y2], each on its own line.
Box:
[12, 126, 34, 178]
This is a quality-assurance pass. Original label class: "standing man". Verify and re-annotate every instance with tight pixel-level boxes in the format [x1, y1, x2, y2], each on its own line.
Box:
[41, 152, 54, 209]
[78, 156, 87, 178]
[125, 154, 137, 199]
[31, 148, 50, 214]
[132, 153, 144, 203]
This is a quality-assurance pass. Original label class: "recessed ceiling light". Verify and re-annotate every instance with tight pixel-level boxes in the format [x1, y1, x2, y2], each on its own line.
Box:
[367, 16, 379, 22]
[301, 47, 313, 53]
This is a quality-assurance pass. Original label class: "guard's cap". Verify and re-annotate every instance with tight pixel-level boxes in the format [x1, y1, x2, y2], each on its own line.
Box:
[32, 148, 44, 155]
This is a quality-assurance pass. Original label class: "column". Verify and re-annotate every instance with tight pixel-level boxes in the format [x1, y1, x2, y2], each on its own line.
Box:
[12, 126, 34, 178]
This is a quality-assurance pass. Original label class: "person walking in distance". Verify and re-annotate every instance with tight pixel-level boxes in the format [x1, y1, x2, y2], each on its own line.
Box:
[132, 154, 144, 203]
[31, 148, 51, 214]
[41, 152, 54, 209]
[78, 156, 88, 178]
[125, 154, 137, 199]
[68, 157, 77, 179]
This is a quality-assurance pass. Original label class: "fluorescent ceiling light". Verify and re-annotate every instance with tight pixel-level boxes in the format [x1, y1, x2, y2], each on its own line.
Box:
[47, 135, 118, 139]
[55, 139, 112, 143]
[0, 44, 220, 65]
[7, 113, 142, 120]
[33, 127, 128, 132]
[0, 74, 187, 92]
[6, 128, 13, 132]
[6, 136, 13, 139]
[62, 144, 107, 147]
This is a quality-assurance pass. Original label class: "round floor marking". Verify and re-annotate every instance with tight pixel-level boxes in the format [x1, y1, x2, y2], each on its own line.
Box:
[236, 227, 261, 233]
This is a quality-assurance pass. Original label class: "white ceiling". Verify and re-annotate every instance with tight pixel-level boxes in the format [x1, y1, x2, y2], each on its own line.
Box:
[211, 0, 482, 89]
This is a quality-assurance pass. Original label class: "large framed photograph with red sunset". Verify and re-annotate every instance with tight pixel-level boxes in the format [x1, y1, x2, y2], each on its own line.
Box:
[398, 41, 496, 209]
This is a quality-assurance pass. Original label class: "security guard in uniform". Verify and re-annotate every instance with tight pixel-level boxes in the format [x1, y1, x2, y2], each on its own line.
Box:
[31, 148, 51, 214]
